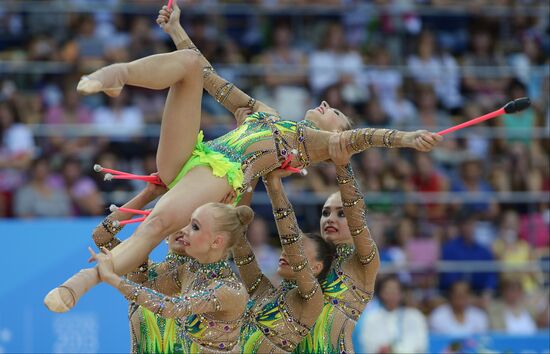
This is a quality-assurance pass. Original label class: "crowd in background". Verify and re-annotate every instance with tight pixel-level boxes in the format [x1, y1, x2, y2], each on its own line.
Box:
[0, 1, 548, 350]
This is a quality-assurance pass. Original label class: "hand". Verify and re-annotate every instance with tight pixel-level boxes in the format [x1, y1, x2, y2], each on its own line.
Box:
[405, 130, 443, 152]
[156, 2, 181, 35]
[329, 133, 353, 165]
[88, 247, 119, 286]
[234, 107, 253, 123]
[263, 169, 293, 190]
[144, 172, 168, 199]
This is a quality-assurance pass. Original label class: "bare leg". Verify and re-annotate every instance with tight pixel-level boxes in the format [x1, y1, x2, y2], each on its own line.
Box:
[77, 49, 202, 96]
[45, 167, 232, 312]
[46, 50, 224, 312]
[109, 166, 232, 274]
[156, 79, 203, 185]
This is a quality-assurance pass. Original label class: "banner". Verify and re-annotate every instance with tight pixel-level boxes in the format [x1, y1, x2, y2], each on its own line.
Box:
[0, 219, 168, 353]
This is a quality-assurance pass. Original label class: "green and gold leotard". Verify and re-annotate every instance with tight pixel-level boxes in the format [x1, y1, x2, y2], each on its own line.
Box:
[232, 176, 324, 353]
[168, 112, 317, 201]
[117, 258, 248, 354]
[296, 164, 379, 354]
[92, 215, 189, 353]
[130, 253, 190, 354]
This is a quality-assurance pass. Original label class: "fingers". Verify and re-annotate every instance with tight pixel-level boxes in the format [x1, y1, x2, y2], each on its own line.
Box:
[235, 107, 252, 115]
[100, 247, 111, 257]
[420, 132, 442, 150]
[416, 136, 432, 151]
[88, 246, 98, 263]
[88, 246, 97, 258]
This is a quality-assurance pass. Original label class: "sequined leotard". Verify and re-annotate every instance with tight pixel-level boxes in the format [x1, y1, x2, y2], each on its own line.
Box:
[169, 112, 316, 200]
[93, 215, 190, 353]
[296, 164, 379, 354]
[115, 258, 248, 353]
[232, 178, 323, 353]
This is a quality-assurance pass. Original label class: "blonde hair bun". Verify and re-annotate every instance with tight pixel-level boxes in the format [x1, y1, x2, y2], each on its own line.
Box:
[236, 205, 254, 226]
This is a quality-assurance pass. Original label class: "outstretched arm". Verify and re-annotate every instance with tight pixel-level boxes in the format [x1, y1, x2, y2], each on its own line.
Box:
[303, 127, 443, 168]
[157, 3, 278, 121]
[91, 248, 239, 319]
[263, 171, 320, 303]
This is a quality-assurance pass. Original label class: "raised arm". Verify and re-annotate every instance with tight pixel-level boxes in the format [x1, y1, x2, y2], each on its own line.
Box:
[328, 137, 379, 283]
[263, 172, 320, 303]
[157, 3, 278, 121]
[231, 178, 274, 296]
[232, 231, 273, 297]
[336, 163, 379, 274]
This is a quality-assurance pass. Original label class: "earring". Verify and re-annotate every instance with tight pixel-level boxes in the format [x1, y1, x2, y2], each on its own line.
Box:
[165, 238, 169, 244]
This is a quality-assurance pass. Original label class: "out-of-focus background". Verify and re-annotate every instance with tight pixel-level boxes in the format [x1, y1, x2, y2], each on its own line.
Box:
[0, 0, 549, 353]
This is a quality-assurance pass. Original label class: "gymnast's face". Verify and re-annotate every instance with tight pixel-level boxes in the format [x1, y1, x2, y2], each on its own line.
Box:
[320, 192, 351, 245]
[304, 101, 349, 132]
[180, 205, 226, 261]
[277, 236, 323, 280]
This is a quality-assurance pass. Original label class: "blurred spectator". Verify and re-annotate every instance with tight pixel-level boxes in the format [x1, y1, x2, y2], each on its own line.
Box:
[430, 280, 489, 335]
[380, 218, 415, 284]
[520, 206, 550, 252]
[462, 27, 508, 110]
[411, 153, 449, 220]
[381, 86, 417, 129]
[412, 84, 453, 131]
[406, 31, 462, 112]
[493, 210, 538, 294]
[358, 276, 428, 353]
[462, 103, 491, 159]
[309, 23, 366, 104]
[246, 217, 281, 284]
[305, 163, 339, 196]
[361, 98, 391, 127]
[44, 88, 92, 125]
[501, 79, 538, 144]
[55, 158, 105, 216]
[440, 212, 498, 294]
[92, 92, 144, 138]
[0, 101, 36, 216]
[451, 157, 498, 219]
[74, 15, 105, 64]
[14, 158, 72, 218]
[509, 33, 546, 104]
[488, 278, 538, 334]
[258, 23, 309, 119]
[366, 47, 403, 108]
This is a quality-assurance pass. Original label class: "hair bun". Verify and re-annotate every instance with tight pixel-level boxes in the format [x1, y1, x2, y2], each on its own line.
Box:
[236, 205, 254, 226]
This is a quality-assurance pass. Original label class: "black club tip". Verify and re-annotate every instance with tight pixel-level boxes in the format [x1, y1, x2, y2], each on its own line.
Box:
[503, 97, 531, 114]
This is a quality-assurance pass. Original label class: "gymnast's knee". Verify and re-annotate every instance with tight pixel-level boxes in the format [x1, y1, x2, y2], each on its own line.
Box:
[175, 49, 202, 76]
